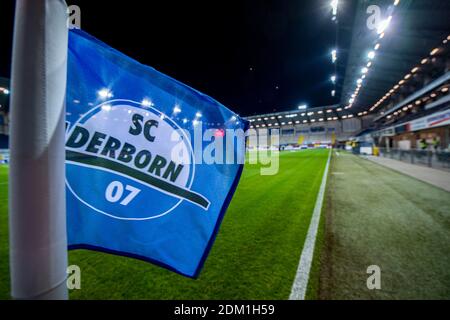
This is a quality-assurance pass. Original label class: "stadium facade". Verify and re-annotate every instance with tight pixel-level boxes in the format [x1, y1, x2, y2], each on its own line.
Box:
[0, 77, 9, 163]
[244, 105, 375, 147]
[245, 1, 450, 170]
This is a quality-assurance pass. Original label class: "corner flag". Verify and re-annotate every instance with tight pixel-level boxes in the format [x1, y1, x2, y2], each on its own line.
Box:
[66, 30, 247, 277]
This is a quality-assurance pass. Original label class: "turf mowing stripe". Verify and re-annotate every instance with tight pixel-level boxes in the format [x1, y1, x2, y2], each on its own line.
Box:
[289, 148, 331, 300]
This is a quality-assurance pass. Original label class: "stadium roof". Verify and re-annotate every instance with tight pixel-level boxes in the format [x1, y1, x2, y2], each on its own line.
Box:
[339, 0, 450, 114]
[243, 103, 358, 128]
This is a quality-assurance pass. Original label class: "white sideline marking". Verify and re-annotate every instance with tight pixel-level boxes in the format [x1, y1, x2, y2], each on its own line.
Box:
[289, 149, 332, 300]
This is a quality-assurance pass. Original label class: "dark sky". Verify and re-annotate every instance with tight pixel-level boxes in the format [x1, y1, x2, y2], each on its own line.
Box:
[0, 0, 356, 116]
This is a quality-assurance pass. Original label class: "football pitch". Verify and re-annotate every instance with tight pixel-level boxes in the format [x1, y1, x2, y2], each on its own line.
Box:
[0, 149, 330, 299]
[1, 150, 450, 299]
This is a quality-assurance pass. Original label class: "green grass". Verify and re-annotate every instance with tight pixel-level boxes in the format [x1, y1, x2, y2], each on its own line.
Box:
[304, 186, 327, 300]
[0, 149, 329, 299]
[316, 152, 450, 299]
[0, 165, 9, 300]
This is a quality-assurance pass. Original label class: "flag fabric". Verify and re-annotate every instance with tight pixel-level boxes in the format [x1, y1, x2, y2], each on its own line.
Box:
[66, 29, 247, 278]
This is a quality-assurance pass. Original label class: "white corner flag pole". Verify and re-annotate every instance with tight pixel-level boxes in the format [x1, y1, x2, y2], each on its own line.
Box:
[9, 0, 68, 299]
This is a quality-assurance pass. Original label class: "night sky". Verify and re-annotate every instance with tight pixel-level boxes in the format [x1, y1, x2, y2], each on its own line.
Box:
[0, 0, 357, 116]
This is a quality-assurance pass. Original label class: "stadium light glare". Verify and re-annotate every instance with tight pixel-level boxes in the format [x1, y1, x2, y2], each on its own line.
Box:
[331, 90, 336, 97]
[298, 104, 307, 110]
[394, 0, 400, 6]
[377, 16, 392, 34]
[430, 48, 440, 56]
[331, 49, 337, 63]
[367, 51, 375, 60]
[3, 89, 9, 95]
[421, 58, 428, 64]
[101, 104, 112, 111]
[330, 0, 338, 16]
[141, 99, 153, 107]
[173, 105, 181, 114]
[356, 78, 363, 85]
[374, 43, 380, 50]
[361, 67, 368, 74]
[98, 89, 113, 99]
[411, 67, 419, 73]
[331, 75, 336, 83]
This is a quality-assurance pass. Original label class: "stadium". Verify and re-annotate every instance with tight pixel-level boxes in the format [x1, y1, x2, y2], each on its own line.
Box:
[0, 0, 449, 306]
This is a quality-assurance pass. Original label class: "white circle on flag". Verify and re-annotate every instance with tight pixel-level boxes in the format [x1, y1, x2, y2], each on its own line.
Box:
[65, 99, 196, 220]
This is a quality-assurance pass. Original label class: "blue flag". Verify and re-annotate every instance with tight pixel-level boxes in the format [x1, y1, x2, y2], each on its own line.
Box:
[66, 30, 247, 277]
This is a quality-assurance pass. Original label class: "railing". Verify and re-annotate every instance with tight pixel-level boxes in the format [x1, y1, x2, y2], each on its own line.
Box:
[378, 148, 450, 171]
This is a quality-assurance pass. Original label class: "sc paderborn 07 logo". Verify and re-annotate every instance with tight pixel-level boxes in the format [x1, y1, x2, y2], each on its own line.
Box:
[65, 99, 210, 220]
